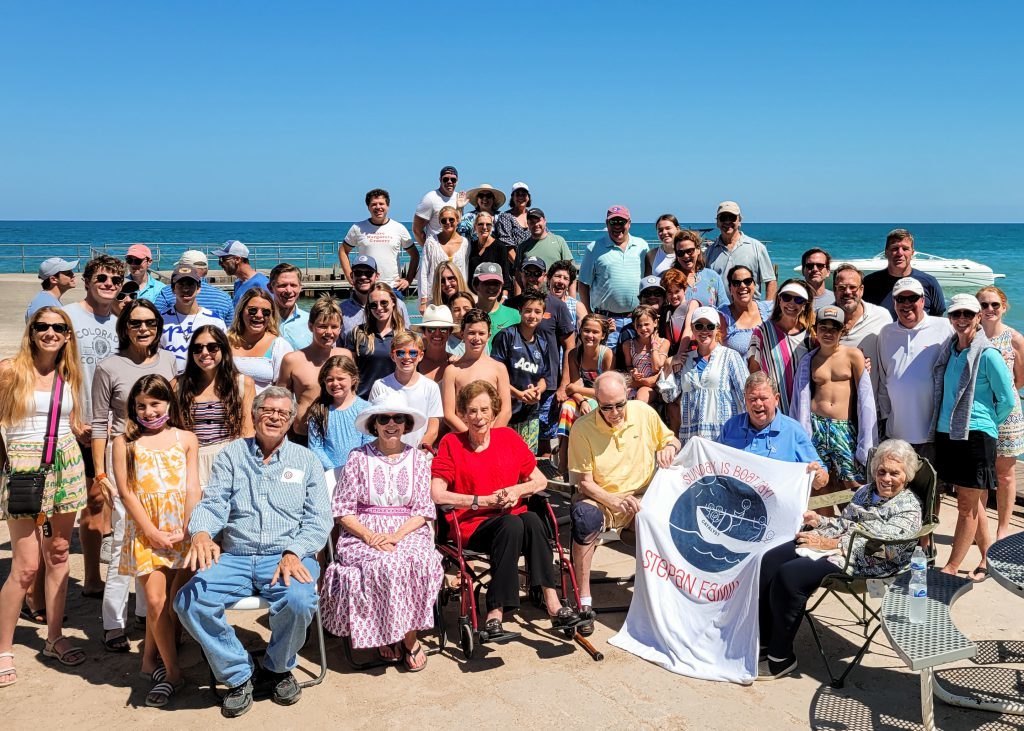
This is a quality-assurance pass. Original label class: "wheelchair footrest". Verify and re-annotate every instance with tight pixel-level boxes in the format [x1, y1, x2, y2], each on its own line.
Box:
[478, 629, 520, 644]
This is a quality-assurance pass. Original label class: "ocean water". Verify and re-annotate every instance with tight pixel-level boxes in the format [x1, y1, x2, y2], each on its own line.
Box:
[1, 221, 1021, 329]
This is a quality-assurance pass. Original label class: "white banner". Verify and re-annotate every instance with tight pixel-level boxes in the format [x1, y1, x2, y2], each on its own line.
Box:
[609, 437, 812, 683]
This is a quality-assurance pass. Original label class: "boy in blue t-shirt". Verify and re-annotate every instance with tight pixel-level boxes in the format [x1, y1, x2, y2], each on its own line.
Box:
[490, 288, 550, 452]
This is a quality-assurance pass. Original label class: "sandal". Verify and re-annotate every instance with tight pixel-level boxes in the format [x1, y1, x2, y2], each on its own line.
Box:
[103, 630, 130, 653]
[483, 618, 503, 636]
[42, 637, 86, 667]
[376, 642, 402, 663]
[145, 679, 185, 708]
[970, 566, 990, 583]
[139, 658, 166, 682]
[403, 643, 427, 673]
[20, 604, 46, 624]
[549, 606, 580, 629]
[0, 652, 16, 688]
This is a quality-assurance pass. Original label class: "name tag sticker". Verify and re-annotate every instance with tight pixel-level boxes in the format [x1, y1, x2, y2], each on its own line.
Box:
[281, 468, 304, 485]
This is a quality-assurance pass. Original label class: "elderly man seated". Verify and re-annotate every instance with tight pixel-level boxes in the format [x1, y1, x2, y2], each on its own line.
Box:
[567, 371, 681, 635]
[174, 386, 332, 718]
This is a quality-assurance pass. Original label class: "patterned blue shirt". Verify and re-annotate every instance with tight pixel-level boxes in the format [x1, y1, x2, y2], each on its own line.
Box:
[188, 437, 332, 558]
[154, 281, 235, 325]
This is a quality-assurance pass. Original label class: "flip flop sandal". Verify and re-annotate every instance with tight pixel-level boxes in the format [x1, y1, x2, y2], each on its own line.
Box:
[20, 604, 46, 624]
[145, 679, 185, 708]
[0, 652, 16, 689]
[42, 637, 86, 667]
[103, 630, 130, 653]
[550, 606, 581, 629]
[376, 642, 403, 663]
[970, 566, 990, 583]
[403, 643, 427, 673]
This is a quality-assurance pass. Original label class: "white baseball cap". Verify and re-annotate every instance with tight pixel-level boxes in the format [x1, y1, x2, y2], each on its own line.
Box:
[892, 277, 925, 296]
[212, 240, 249, 258]
[179, 249, 209, 267]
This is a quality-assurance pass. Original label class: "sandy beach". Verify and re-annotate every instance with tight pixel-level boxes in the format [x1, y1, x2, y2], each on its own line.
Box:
[2, 275, 1024, 730]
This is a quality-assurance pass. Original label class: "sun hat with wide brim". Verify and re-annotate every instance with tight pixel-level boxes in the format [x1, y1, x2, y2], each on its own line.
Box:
[354, 390, 428, 436]
[465, 184, 507, 210]
[413, 304, 456, 330]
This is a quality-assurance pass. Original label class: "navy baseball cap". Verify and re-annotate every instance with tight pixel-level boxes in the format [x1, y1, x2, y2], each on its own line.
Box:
[522, 256, 547, 272]
[439, 165, 458, 178]
[352, 255, 378, 272]
[526, 208, 545, 220]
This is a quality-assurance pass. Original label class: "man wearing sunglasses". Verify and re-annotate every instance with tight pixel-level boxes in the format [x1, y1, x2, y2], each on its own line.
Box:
[832, 264, 892, 401]
[152, 250, 235, 326]
[212, 240, 270, 309]
[568, 371, 680, 634]
[124, 244, 164, 302]
[341, 188, 418, 293]
[704, 201, 777, 302]
[63, 255, 125, 595]
[339, 255, 411, 343]
[876, 277, 954, 455]
[159, 264, 227, 373]
[862, 228, 946, 319]
[800, 248, 835, 308]
[412, 165, 466, 247]
[26, 256, 78, 321]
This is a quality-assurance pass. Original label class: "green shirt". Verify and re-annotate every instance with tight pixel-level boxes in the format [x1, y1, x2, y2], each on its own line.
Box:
[487, 304, 521, 347]
[519, 233, 574, 270]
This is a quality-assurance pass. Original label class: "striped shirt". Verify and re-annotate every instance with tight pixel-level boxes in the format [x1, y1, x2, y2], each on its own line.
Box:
[191, 401, 232, 446]
[578, 234, 648, 314]
[188, 437, 332, 558]
[153, 281, 235, 325]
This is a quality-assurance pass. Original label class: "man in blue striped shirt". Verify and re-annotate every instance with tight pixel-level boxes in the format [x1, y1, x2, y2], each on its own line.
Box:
[174, 386, 331, 717]
[152, 249, 235, 325]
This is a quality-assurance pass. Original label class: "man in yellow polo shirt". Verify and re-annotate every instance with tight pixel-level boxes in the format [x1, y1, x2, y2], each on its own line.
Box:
[568, 371, 680, 634]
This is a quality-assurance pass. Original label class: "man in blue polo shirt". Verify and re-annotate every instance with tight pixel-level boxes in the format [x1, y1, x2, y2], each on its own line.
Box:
[578, 205, 648, 349]
[213, 240, 270, 308]
[718, 372, 829, 491]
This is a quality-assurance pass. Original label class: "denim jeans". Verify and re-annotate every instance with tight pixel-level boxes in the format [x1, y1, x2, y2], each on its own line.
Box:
[174, 553, 320, 688]
[604, 315, 633, 350]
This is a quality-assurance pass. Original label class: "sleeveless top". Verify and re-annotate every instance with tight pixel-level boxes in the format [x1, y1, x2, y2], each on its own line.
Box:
[651, 248, 675, 276]
[189, 374, 244, 446]
[628, 339, 657, 378]
[5, 388, 75, 443]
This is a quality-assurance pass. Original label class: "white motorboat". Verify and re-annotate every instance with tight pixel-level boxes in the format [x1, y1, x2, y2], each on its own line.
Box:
[794, 251, 1005, 291]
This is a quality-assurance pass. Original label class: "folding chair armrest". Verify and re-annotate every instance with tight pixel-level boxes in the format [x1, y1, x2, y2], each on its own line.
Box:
[807, 489, 855, 511]
[836, 524, 923, 572]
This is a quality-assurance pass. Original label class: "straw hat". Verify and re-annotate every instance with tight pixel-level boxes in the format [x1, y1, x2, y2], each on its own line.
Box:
[354, 390, 427, 436]
[413, 304, 456, 330]
[465, 184, 506, 210]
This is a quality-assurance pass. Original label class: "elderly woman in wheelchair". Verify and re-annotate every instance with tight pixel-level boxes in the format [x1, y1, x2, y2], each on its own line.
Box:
[756, 438, 924, 680]
[430, 380, 581, 644]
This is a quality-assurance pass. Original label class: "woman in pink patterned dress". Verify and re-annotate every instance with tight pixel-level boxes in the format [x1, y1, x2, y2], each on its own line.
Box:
[320, 391, 442, 672]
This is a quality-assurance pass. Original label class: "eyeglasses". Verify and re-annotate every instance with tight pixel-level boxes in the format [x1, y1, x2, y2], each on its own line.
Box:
[190, 342, 223, 354]
[607, 218, 628, 226]
[93, 273, 124, 286]
[730, 277, 754, 287]
[779, 293, 807, 305]
[31, 322, 69, 334]
[717, 214, 738, 224]
[369, 300, 392, 310]
[128, 318, 158, 329]
[475, 222, 494, 229]
[125, 256, 147, 266]
[440, 217, 458, 224]
[376, 414, 409, 425]
[803, 262, 828, 270]
[948, 310, 976, 320]
[980, 301, 1002, 310]
[675, 247, 698, 257]
[116, 290, 139, 302]
[246, 307, 272, 317]
[441, 176, 458, 183]
[894, 294, 922, 305]
[257, 407, 292, 420]
[598, 400, 628, 413]
[394, 348, 420, 359]
[693, 322, 717, 332]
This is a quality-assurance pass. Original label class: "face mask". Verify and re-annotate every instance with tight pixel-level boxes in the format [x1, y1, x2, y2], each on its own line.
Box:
[137, 413, 170, 430]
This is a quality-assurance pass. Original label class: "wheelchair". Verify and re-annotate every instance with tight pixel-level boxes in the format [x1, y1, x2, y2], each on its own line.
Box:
[434, 491, 598, 660]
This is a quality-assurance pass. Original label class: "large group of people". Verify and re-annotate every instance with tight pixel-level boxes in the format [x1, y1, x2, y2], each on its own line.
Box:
[1, 168, 1020, 709]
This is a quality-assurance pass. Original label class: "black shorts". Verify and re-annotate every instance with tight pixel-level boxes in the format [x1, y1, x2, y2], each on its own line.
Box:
[80, 441, 95, 479]
[935, 431, 996, 490]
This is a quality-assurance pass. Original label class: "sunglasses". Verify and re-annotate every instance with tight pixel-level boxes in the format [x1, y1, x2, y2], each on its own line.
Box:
[190, 342, 223, 354]
[125, 256, 147, 266]
[980, 301, 1002, 310]
[394, 348, 420, 359]
[779, 293, 807, 306]
[717, 214, 738, 224]
[369, 300, 392, 310]
[352, 268, 375, 278]
[423, 326, 451, 334]
[803, 262, 828, 270]
[31, 321, 69, 334]
[598, 400, 628, 413]
[675, 247, 698, 257]
[948, 310, 976, 320]
[440, 217, 458, 224]
[441, 275, 458, 283]
[376, 414, 410, 425]
[894, 294, 922, 305]
[58, 270, 75, 278]
[730, 277, 754, 287]
[441, 176, 458, 183]
[476, 222, 494, 229]
[607, 218, 628, 226]
[93, 273, 124, 286]
[116, 290, 139, 302]
[693, 322, 717, 332]
[128, 318, 158, 329]
[477, 192, 494, 198]
[246, 307, 272, 317]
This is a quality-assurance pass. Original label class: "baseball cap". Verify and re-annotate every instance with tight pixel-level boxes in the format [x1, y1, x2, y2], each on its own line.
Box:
[606, 205, 631, 221]
[179, 249, 209, 267]
[126, 244, 152, 260]
[948, 293, 981, 314]
[639, 275, 665, 294]
[171, 264, 202, 286]
[473, 262, 503, 283]
[521, 256, 546, 272]
[511, 181, 530, 194]
[526, 207, 545, 220]
[892, 277, 924, 296]
[439, 165, 458, 178]
[778, 281, 811, 299]
[38, 257, 78, 280]
[692, 306, 719, 325]
[816, 305, 846, 325]
[351, 254, 378, 273]
[717, 201, 742, 217]
[211, 240, 249, 258]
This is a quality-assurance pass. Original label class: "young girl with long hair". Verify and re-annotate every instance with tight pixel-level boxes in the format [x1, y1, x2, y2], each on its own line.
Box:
[624, 304, 669, 403]
[113, 374, 199, 707]
[307, 355, 371, 470]
[345, 283, 406, 399]
[557, 314, 613, 474]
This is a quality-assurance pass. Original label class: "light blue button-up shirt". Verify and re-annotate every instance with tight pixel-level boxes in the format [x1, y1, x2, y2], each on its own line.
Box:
[188, 437, 332, 558]
[279, 306, 312, 349]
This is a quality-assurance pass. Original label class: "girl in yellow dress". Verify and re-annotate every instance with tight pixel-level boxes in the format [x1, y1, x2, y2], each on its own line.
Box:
[113, 375, 199, 707]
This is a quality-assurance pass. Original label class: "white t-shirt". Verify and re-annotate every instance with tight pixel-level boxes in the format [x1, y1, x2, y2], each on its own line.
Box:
[369, 373, 443, 448]
[63, 302, 118, 423]
[344, 218, 415, 287]
[159, 306, 228, 374]
[414, 189, 458, 240]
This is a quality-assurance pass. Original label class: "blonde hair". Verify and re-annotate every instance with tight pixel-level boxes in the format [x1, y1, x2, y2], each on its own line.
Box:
[431, 261, 467, 306]
[391, 330, 423, 350]
[228, 287, 280, 346]
[0, 307, 84, 433]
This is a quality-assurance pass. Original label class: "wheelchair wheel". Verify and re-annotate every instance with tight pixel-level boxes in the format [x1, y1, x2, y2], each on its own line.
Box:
[459, 620, 475, 659]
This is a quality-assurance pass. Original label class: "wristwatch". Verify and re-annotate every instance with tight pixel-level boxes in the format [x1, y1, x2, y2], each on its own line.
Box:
[471, 495, 479, 511]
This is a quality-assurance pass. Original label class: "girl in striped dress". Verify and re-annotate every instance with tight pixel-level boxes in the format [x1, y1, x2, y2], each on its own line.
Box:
[748, 280, 814, 415]
[624, 305, 669, 403]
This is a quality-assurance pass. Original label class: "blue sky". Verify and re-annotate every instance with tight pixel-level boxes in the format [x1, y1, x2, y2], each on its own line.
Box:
[1, 2, 1021, 222]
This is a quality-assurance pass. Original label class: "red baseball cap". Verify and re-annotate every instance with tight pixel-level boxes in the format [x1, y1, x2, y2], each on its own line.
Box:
[606, 205, 631, 221]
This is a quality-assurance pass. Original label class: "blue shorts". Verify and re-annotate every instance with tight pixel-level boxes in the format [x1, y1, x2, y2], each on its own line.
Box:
[570, 499, 606, 545]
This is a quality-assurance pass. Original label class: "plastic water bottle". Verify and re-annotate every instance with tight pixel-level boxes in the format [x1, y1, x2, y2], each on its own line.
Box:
[909, 546, 928, 624]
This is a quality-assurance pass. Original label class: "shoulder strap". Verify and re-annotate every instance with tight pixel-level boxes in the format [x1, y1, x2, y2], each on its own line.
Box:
[40, 374, 64, 468]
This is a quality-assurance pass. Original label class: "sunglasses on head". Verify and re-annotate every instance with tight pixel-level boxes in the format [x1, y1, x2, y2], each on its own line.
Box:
[125, 256, 147, 266]
[128, 318, 158, 330]
[31, 321, 69, 334]
[779, 293, 807, 305]
[894, 294, 921, 305]
[730, 277, 754, 287]
[980, 301, 1002, 310]
[190, 342, 222, 354]
[598, 400, 628, 413]
[949, 310, 976, 320]
[376, 414, 410, 425]
[93, 273, 124, 286]
[394, 348, 420, 359]
[246, 307, 272, 317]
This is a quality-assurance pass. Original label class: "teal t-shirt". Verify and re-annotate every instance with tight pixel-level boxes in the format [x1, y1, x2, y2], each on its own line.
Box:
[937, 346, 1016, 439]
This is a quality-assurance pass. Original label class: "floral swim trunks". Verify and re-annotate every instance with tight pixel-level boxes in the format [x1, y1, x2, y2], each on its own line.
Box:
[810, 413, 864, 484]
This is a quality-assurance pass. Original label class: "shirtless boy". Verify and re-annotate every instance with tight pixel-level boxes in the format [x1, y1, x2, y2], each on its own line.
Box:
[442, 308, 512, 431]
[275, 296, 352, 439]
